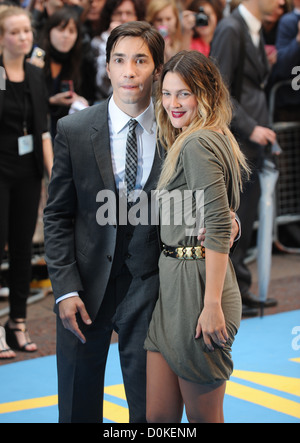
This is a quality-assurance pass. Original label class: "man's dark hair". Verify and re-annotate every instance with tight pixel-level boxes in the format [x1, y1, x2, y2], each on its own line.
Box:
[106, 21, 165, 71]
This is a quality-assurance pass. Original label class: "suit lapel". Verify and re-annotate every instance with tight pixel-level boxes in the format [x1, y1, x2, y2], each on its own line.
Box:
[90, 101, 117, 194]
[143, 143, 163, 195]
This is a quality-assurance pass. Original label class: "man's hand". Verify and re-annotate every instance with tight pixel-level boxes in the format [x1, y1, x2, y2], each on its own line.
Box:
[296, 21, 300, 45]
[250, 126, 276, 146]
[198, 211, 239, 247]
[230, 211, 239, 248]
[59, 297, 92, 344]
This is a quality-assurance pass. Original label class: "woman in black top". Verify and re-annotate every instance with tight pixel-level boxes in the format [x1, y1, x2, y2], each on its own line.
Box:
[0, 6, 53, 359]
[39, 7, 96, 139]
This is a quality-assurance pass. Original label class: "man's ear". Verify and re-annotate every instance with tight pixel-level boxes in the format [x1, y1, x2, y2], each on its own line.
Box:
[153, 66, 163, 82]
[106, 63, 111, 80]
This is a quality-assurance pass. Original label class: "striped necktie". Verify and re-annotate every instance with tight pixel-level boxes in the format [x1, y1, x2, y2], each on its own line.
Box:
[125, 119, 138, 201]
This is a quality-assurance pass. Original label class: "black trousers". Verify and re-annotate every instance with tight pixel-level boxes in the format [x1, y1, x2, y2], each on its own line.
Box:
[231, 166, 261, 295]
[56, 264, 159, 423]
[0, 174, 41, 319]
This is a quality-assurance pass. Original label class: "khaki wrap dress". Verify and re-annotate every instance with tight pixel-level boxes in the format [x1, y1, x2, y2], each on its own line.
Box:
[144, 130, 242, 385]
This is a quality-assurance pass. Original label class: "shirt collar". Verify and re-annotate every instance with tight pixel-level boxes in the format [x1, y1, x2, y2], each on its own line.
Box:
[239, 3, 262, 35]
[108, 96, 155, 135]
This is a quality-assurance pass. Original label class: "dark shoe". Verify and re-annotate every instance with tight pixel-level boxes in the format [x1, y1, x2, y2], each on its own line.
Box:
[242, 291, 278, 309]
[242, 304, 259, 318]
[5, 320, 37, 353]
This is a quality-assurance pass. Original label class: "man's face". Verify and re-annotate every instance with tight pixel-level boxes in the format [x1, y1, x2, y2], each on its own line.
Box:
[107, 36, 158, 116]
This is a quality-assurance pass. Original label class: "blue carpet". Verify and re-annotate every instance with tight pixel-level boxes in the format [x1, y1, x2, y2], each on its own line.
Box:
[0, 310, 299, 423]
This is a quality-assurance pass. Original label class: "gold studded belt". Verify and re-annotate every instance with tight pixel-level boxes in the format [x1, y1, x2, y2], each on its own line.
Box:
[163, 245, 205, 260]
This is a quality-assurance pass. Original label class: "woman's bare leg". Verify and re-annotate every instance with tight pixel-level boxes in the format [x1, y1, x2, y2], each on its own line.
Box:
[146, 351, 184, 423]
[179, 378, 226, 423]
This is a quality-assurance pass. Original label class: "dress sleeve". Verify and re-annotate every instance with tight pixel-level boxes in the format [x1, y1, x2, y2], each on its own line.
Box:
[182, 137, 232, 254]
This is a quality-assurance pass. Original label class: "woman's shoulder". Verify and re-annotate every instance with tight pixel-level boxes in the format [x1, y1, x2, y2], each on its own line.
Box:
[180, 129, 234, 175]
[181, 129, 228, 155]
[25, 60, 43, 76]
[25, 61, 46, 87]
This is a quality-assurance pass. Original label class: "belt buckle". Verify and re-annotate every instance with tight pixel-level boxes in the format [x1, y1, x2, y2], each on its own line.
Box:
[176, 247, 185, 259]
[185, 247, 194, 260]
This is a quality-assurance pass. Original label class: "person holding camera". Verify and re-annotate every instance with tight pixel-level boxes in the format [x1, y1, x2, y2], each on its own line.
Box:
[182, 0, 223, 57]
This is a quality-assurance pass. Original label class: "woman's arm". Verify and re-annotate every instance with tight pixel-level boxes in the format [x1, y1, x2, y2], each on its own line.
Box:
[182, 137, 233, 352]
[195, 249, 229, 351]
[42, 133, 54, 178]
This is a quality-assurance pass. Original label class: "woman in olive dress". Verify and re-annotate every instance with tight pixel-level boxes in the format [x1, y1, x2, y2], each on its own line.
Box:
[144, 51, 249, 423]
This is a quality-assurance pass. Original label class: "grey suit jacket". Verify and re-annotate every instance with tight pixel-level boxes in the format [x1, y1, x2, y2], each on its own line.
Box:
[210, 9, 270, 161]
[44, 100, 162, 320]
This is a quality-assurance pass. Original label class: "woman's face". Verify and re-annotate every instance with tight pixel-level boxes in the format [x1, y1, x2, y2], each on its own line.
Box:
[162, 72, 198, 131]
[50, 19, 78, 53]
[153, 5, 178, 37]
[0, 14, 33, 57]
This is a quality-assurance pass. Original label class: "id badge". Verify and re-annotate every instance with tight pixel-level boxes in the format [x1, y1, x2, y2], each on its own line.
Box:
[18, 134, 34, 156]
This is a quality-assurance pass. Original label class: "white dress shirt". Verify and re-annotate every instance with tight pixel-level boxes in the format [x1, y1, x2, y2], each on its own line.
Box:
[108, 96, 157, 194]
[238, 3, 262, 48]
[56, 98, 157, 304]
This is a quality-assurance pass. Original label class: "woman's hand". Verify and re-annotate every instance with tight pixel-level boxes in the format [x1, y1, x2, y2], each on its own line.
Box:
[49, 91, 75, 107]
[195, 301, 228, 352]
[49, 91, 89, 108]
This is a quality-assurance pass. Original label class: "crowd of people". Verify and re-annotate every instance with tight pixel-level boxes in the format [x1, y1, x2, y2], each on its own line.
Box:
[0, 0, 299, 424]
[1, 0, 298, 132]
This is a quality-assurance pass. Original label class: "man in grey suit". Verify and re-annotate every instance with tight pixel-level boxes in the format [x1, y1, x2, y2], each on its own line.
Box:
[44, 21, 240, 424]
[210, 0, 281, 315]
[44, 22, 165, 423]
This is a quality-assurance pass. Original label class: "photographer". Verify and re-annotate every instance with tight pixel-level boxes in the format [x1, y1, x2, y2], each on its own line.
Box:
[182, 0, 223, 57]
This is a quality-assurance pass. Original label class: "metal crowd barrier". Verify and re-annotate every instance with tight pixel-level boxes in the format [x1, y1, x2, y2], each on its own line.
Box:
[269, 81, 300, 254]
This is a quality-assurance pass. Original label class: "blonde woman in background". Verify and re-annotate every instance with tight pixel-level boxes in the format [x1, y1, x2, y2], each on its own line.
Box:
[0, 6, 53, 360]
[146, 0, 190, 61]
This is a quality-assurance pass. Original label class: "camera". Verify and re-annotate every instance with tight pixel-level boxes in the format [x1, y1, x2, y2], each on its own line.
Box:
[30, 47, 45, 62]
[195, 7, 209, 27]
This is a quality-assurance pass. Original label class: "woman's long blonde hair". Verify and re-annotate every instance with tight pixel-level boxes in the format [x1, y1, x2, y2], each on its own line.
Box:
[156, 51, 249, 191]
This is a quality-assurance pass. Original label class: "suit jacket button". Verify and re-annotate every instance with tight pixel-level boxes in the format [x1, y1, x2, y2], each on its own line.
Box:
[107, 255, 112, 262]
